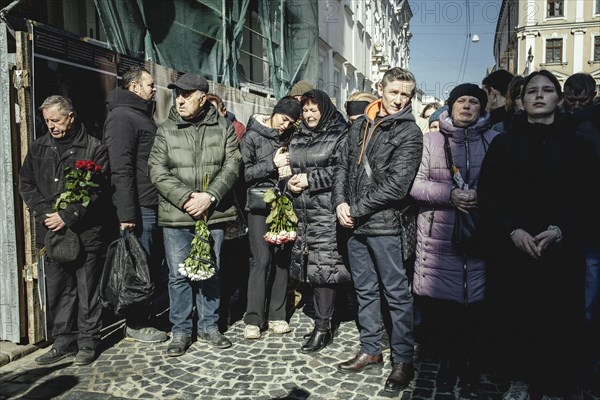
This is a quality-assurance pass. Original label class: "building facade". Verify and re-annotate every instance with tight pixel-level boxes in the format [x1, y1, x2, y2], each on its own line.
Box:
[317, 0, 412, 106]
[494, 0, 600, 85]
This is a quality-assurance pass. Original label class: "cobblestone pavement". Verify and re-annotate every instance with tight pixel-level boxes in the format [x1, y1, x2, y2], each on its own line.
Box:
[0, 309, 598, 400]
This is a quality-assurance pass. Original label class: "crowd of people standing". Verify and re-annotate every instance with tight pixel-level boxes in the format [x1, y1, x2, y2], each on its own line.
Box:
[18, 64, 599, 398]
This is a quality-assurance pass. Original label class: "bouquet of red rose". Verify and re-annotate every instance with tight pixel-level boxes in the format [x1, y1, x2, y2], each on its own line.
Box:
[262, 188, 298, 245]
[53, 159, 102, 210]
[45, 159, 103, 263]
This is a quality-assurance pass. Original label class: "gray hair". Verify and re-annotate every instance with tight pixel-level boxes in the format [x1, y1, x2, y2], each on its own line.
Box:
[38, 95, 77, 118]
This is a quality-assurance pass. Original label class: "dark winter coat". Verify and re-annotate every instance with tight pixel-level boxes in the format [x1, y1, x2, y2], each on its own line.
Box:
[410, 110, 498, 304]
[332, 99, 423, 237]
[103, 87, 158, 223]
[288, 107, 351, 284]
[239, 114, 288, 189]
[148, 105, 241, 227]
[19, 123, 110, 250]
[478, 112, 592, 312]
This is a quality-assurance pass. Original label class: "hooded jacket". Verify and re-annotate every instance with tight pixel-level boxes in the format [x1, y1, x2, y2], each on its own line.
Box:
[288, 91, 351, 284]
[103, 87, 158, 222]
[19, 123, 110, 250]
[148, 105, 241, 227]
[332, 99, 423, 236]
[409, 110, 498, 304]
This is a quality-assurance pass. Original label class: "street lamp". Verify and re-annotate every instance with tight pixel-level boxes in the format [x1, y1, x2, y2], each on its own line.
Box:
[524, 46, 534, 75]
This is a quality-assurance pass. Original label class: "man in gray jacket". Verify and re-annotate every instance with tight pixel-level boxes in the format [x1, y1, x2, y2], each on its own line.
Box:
[149, 73, 241, 356]
[332, 67, 423, 392]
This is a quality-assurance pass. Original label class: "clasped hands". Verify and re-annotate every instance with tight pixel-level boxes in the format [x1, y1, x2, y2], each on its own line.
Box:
[511, 228, 560, 260]
[183, 192, 212, 220]
[288, 173, 308, 193]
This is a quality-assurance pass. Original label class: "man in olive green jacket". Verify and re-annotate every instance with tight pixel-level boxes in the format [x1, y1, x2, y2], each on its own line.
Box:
[149, 73, 241, 356]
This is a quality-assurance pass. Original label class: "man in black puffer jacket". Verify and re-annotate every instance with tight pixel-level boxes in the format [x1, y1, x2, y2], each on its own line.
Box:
[333, 67, 423, 392]
[103, 66, 167, 344]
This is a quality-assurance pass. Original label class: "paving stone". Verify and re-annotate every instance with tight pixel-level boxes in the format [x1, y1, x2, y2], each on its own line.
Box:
[0, 310, 578, 400]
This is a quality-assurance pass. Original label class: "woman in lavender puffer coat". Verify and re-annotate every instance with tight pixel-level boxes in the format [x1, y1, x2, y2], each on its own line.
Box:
[409, 84, 498, 392]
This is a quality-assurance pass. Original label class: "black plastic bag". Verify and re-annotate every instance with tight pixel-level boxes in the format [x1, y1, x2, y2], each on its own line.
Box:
[100, 230, 154, 316]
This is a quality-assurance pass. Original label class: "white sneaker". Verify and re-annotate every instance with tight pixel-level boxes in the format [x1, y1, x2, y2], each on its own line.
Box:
[503, 382, 530, 400]
[244, 325, 261, 339]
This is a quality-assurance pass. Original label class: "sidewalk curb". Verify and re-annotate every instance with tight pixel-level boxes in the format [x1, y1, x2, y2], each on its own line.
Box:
[0, 342, 39, 367]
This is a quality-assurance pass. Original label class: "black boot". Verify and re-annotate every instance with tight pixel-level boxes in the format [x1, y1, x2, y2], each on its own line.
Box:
[303, 328, 315, 340]
[300, 328, 332, 353]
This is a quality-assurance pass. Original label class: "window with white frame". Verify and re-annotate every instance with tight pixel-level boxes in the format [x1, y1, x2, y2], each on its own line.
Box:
[546, 0, 563, 17]
[596, 0, 600, 14]
[546, 38, 563, 63]
[595, 36, 600, 62]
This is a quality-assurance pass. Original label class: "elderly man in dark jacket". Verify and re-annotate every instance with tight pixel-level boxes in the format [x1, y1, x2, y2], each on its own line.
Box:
[19, 95, 109, 366]
[332, 67, 423, 392]
[149, 73, 241, 356]
[103, 65, 167, 344]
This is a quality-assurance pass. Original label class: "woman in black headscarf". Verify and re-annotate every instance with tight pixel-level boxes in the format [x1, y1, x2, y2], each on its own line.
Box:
[285, 89, 351, 352]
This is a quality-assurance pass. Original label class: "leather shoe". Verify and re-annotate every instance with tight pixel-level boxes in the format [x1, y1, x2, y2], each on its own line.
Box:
[166, 335, 192, 357]
[384, 362, 415, 392]
[34, 347, 77, 365]
[198, 330, 232, 349]
[303, 329, 315, 340]
[74, 347, 97, 366]
[300, 328, 332, 353]
[337, 352, 383, 373]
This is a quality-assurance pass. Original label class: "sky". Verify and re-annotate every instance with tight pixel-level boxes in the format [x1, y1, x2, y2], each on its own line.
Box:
[408, 0, 503, 101]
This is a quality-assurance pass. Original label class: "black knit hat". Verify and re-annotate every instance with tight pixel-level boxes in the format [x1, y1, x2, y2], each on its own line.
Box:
[446, 84, 488, 115]
[272, 96, 301, 121]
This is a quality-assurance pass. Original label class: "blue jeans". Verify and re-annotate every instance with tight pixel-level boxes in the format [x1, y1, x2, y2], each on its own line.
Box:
[126, 206, 161, 328]
[163, 224, 224, 336]
[585, 244, 600, 323]
[347, 234, 414, 364]
[138, 206, 158, 256]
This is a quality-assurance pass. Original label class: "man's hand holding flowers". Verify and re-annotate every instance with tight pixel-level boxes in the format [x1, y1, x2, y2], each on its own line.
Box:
[184, 192, 212, 220]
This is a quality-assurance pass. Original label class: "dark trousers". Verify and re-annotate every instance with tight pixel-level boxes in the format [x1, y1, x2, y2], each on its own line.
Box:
[348, 234, 414, 364]
[244, 213, 288, 326]
[126, 206, 162, 329]
[417, 296, 485, 369]
[313, 285, 336, 330]
[45, 251, 102, 350]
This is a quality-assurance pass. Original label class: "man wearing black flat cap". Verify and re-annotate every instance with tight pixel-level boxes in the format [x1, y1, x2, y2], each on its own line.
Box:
[149, 72, 241, 356]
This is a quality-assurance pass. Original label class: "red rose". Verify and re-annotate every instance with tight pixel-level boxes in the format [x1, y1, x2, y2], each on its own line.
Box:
[94, 164, 101, 172]
[75, 160, 86, 169]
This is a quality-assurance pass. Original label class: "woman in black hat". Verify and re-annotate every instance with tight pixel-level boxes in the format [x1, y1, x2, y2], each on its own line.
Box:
[240, 96, 301, 339]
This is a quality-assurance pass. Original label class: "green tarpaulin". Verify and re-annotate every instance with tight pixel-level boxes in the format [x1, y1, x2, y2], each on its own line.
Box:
[94, 0, 318, 99]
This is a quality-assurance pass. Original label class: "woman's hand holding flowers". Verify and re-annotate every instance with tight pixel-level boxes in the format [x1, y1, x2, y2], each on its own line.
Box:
[273, 147, 289, 168]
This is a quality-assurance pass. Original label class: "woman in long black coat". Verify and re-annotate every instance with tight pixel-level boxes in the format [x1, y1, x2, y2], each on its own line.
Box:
[287, 89, 351, 352]
[478, 70, 594, 399]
